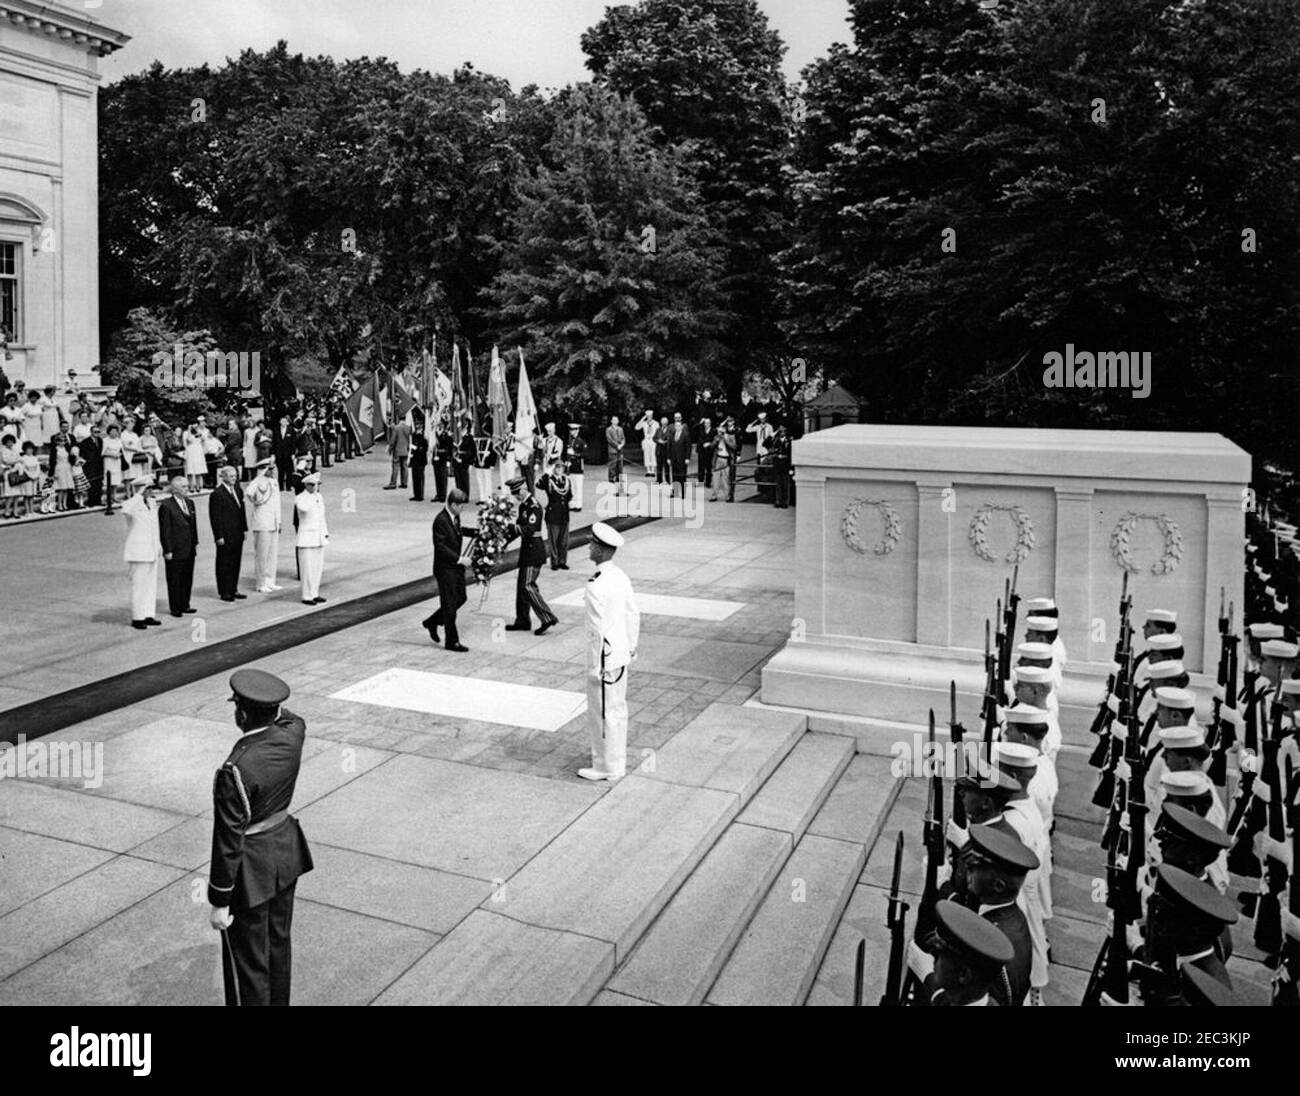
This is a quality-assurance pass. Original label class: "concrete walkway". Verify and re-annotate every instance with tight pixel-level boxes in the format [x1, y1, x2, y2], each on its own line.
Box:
[0, 474, 798, 1004]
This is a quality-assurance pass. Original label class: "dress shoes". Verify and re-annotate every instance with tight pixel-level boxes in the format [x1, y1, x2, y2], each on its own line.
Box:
[170, 611, 183, 618]
[505, 623, 530, 632]
[144, 618, 162, 626]
[446, 643, 469, 653]
[183, 607, 198, 613]
[232, 593, 247, 600]
[312, 596, 327, 604]
[535, 622, 554, 636]
[577, 767, 624, 782]
[220, 596, 235, 602]
[131, 620, 148, 630]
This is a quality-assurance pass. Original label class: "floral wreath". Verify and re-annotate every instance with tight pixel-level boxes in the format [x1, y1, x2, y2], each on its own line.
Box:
[468, 492, 518, 606]
[1110, 511, 1183, 576]
[969, 503, 1035, 564]
[841, 498, 901, 556]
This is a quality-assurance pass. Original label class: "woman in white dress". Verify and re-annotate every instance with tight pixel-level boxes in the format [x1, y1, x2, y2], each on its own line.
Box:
[0, 433, 19, 519]
[120, 417, 145, 485]
[22, 391, 44, 449]
[50, 428, 75, 511]
[242, 417, 258, 480]
[184, 423, 207, 491]
[14, 441, 39, 517]
[101, 424, 124, 513]
[1, 392, 24, 445]
[139, 426, 164, 482]
[39, 386, 62, 442]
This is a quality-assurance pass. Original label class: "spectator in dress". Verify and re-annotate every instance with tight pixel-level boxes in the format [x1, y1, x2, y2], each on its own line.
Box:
[49, 427, 74, 511]
[1, 392, 24, 444]
[14, 441, 39, 517]
[184, 423, 207, 492]
[102, 424, 125, 514]
[22, 390, 44, 450]
[0, 434, 20, 519]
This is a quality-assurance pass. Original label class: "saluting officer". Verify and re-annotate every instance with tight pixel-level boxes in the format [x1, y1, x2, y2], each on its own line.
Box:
[208, 669, 314, 1006]
[580, 522, 640, 782]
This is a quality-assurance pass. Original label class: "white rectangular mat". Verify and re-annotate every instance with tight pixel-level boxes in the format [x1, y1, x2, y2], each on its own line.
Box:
[549, 589, 744, 621]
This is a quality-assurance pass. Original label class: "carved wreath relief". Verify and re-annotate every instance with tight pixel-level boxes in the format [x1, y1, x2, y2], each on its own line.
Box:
[969, 503, 1035, 564]
[841, 498, 901, 556]
[1110, 511, 1183, 575]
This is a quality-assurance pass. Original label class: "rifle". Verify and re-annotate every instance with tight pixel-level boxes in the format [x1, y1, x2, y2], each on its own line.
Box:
[998, 567, 1021, 697]
[1251, 688, 1287, 955]
[902, 711, 945, 1005]
[1089, 571, 1133, 770]
[1094, 643, 1135, 812]
[950, 680, 967, 830]
[879, 831, 909, 1006]
[1274, 757, 1299, 1005]
[981, 618, 999, 764]
[853, 938, 866, 1007]
[1208, 603, 1239, 787]
[1226, 670, 1264, 858]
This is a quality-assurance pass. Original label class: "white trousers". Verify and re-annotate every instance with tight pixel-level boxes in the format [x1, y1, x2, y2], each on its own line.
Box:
[641, 439, 655, 472]
[570, 473, 584, 510]
[253, 530, 279, 589]
[472, 466, 494, 504]
[299, 546, 324, 600]
[128, 560, 158, 621]
[586, 668, 629, 777]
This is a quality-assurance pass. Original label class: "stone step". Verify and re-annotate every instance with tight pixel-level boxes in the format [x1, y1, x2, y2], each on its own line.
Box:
[705, 831, 867, 1006]
[737, 732, 856, 842]
[607, 822, 792, 1006]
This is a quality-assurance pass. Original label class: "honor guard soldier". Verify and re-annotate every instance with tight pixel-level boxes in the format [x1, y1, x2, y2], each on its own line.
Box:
[1153, 802, 1232, 902]
[1014, 642, 1057, 711]
[209, 669, 314, 1006]
[505, 476, 558, 636]
[1140, 659, 1189, 722]
[1003, 705, 1058, 836]
[580, 522, 640, 782]
[1259, 637, 1298, 688]
[1145, 687, 1224, 827]
[294, 471, 328, 605]
[961, 824, 1038, 1006]
[1181, 963, 1239, 1006]
[1024, 614, 1064, 688]
[1023, 597, 1067, 668]
[1245, 621, 1284, 672]
[1140, 864, 1238, 1003]
[1010, 663, 1062, 765]
[905, 899, 1016, 1006]
[989, 740, 1052, 1004]
[1143, 607, 1178, 641]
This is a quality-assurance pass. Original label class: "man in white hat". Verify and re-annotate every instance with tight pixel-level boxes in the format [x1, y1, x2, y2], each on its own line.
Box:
[1143, 608, 1178, 641]
[989, 740, 1051, 1004]
[247, 457, 283, 592]
[1015, 642, 1058, 704]
[1139, 659, 1189, 722]
[294, 472, 328, 605]
[580, 522, 640, 781]
[1023, 597, 1066, 667]
[1143, 687, 1223, 828]
[122, 478, 162, 630]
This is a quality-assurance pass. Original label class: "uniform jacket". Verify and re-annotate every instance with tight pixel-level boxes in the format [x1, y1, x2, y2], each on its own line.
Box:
[122, 493, 162, 563]
[247, 476, 281, 533]
[541, 434, 563, 468]
[210, 481, 248, 543]
[514, 496, 548, 566]
[540, 473, 572, 524]
[981, 899, 1033, 1006]
[432, 507, 464, 576]
[409, 432, 429, 467]
[585, 561, 640, 676]
[564, 434, 585, 474]
[159, 494, 200, 560]
[294, 491, 329, 548]
[207, 711, 314, 910]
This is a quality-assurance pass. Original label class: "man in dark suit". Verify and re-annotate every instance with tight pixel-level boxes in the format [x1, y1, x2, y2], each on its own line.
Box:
[667, 411, 692, 498]
[158, 475, 199, 617]
[409, 421, 429, 501]
[421, 488, 469, 651]
[694, 416, 715, 487]
[80, 423, 105, 508]
[385, 418, 412, 490]
[208, 669, 314, 1006]
[210, 464, 249, 601]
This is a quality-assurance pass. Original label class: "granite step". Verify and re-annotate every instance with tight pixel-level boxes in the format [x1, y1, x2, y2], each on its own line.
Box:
[705, 830, 867, 1006]
[736, 732, 856, 842]
[381, 704, 808, 1004]
[607, 822, 792, 1006]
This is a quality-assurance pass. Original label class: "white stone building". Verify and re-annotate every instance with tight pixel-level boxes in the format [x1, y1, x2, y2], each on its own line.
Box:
[0, 1, 128, 389]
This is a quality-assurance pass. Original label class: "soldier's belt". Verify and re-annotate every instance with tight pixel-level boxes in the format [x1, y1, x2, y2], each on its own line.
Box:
[244, 809, 290, 836]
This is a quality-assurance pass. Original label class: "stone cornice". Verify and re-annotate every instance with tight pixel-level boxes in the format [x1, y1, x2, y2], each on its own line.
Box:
[0, 1, 130, 56]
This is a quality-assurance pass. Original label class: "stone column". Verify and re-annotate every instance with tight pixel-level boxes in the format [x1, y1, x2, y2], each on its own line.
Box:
[1203, 491, 1245, 675]
[1054, 486, 1094, 663]
[916, 480, 953, 646]
[794, 468, 828, 639]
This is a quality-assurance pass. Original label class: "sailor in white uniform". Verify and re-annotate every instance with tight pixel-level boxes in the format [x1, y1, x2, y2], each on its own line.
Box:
[247, 457, 283, 592]
[580, 522, 640, 782]
[1010, 663, 1062, 764]
[122, 479, 162, 629]
[294, 472, 329, 605]
[1023, 597, 1067, 670]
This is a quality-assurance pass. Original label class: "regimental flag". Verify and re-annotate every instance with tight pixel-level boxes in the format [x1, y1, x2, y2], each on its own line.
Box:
[514, 348, 538, 465]
[343, 373, 377, 450]
[450, 342, 465, 445]
[370, 368, 389, 437]
[487, 344, 512, 450]
[375, 367, 417, 439]
[330, 366, 357, 398]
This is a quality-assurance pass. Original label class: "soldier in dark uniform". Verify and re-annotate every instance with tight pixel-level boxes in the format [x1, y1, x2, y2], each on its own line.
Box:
[906, 899, 1015, 1006]
[431, 418, 451, 502]
[453, 420, 474, 498]
[409, 420, 429, 501]
[961, 824, 1037, 1007]
[1139, 863, 1239, 1004]
[208, 669, 314, 1006]
[504, 476, 557, 636]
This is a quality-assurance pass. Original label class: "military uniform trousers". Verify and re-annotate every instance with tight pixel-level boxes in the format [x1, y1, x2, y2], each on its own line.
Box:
[546, 516, 569, 569]
[221, 881, 297, 1006]
[586, 667, 629, 777]
[514, 562, 557, 628]
[298, 546, 324, 601]
[569, 473, 584, 510]
[128, 560, 158, 621]
[432, 458, 448, 501]
[253, 530, 279, 590]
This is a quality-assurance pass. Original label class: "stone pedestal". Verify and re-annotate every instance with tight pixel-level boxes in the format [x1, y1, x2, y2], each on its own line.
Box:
[761, 426, 1250, 735]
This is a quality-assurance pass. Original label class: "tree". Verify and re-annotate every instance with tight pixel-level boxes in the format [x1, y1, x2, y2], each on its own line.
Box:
[100, 307, 219, 420]
[483, 84, 728, 411]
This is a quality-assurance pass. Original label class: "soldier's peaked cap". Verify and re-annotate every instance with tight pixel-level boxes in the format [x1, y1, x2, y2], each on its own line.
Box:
[934, 900, 1014, 967]
[591, 522, 624, 549]
[229, 669, 290, 707]
[505, 476, 527, 491]
[1181, 964, 1238, 1007]
[1160, 803, 1231, 851]
[1154, 864, 1239, 925]
[967, 823, 1039, 873]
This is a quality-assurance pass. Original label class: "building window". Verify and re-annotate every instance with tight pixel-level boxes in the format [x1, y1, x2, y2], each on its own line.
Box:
[0, 242, 18, 344]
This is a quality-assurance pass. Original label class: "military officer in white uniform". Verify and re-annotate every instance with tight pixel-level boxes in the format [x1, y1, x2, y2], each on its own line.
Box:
[294, 472, 329, 605]
[580, 522, 640, 782]
[247, 457, 283, 592]
[122, 479, 162, 630]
